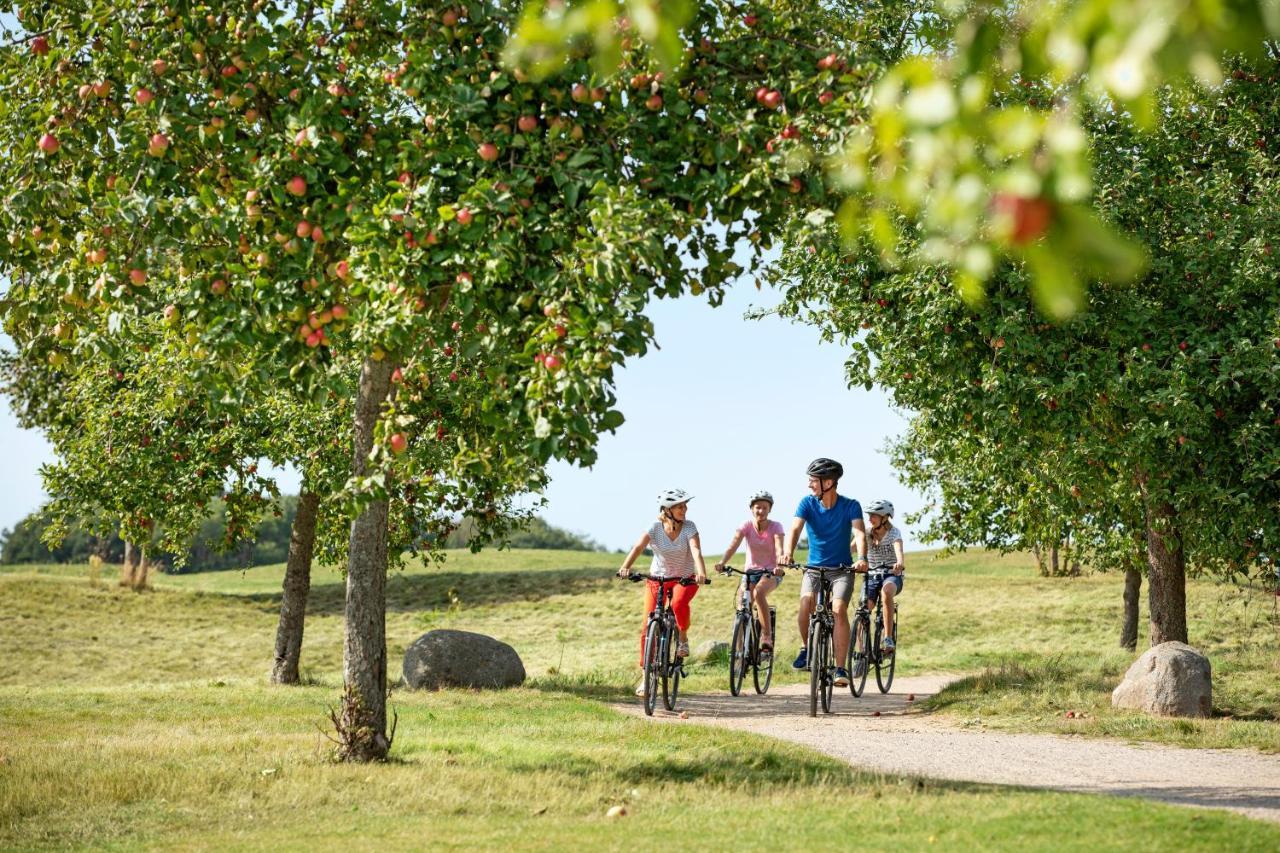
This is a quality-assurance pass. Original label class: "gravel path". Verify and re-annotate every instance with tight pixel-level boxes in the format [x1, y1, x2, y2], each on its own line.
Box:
[617, 674, 1280, 824]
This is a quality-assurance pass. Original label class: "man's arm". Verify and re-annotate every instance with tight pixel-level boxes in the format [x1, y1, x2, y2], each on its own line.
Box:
[782, 516, 805, 565]
[852, 518, 868, 570]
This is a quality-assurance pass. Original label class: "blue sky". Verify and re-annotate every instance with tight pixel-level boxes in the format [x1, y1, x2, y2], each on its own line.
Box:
[0, 282, 928, 552]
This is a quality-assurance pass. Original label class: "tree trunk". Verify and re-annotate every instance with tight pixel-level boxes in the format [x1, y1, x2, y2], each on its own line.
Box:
[271, 489, 320, 685]
[1050, 544, 1060, 576]
[1140, 494, 1189, 645]
[1120, 564, 1142, 651]
[340, 356, 395, 761]
[1032, 545, 1046, 576]
[121, 541, 141, 588]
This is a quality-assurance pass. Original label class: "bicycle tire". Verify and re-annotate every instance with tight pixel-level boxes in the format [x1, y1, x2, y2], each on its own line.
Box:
[729, 614, 748, 697]
[807, 623, 821, 718]
[876, 614, 897, 694]
[642, 619, 660, 716]
[820, 627, 834, 713]
[849, 612, 870, 697]
[663, 622, 681, 710]
[753, 615, 773, 695]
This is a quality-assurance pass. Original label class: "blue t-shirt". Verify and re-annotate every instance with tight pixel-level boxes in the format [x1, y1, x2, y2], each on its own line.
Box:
[796, 495, 863, 567]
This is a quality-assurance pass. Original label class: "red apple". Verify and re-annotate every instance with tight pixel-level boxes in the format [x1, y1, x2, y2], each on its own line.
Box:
[295, 220, 312, 238]
[134, 88, 154, 106]
[151, 59, 168, 75]
[1178, 340, 1188, 351]
[456, 208, 473, 225]
[782, 124, 800, 139]
[31, 35, 49, 56]
[441, 8, 459, 26]
[331, 304, 348, 320]
[87, 248, 107, 265]
[571, 83, 589, 103]
[221, 65, 238, 77]
[517, 115, 539, 133]
[554, 324, 567, 338]
[305, 331, 321, 348]
[286, 175, 307, 196]
[448, 371, 459, 381]
[391, 367, 404, 384]
[543, 354, 562, 370]
[147, 132, 170, 156]
[310, 226, 325, 243]
[163, 304, 178, 323]
[645, 94, 663, 111]
[38, 133, 60, 154]
[743, 14, 757, 26]
[477, 142, 499, 162]
[818, 90, 835, 105]
[128, 268, 147, 285]
[335, 260, 350, 279]
[390, 432, 409, 454]
[992, 192, 1053, 244]
[210, 278, 228, 295]
[762, 90, 783, 109]
[92, 81, 111, 98]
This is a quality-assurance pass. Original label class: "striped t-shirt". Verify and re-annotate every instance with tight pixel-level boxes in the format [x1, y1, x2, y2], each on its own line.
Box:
[648, 520, 699, 579]
[867, 525, 903, 571]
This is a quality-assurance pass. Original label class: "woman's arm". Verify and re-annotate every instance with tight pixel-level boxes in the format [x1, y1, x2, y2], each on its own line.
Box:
[717, 530, 744, 571]
[892, 537, 906, 575]
[771, 531, 786, 574]
[689, 533, 709, 583]
[617, 531, 651, 577]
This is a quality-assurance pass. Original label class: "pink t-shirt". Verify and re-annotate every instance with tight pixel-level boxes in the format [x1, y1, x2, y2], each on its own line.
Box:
[740, 520, 785, 570]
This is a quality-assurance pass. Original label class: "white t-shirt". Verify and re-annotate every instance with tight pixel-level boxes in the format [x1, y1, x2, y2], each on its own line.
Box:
[648, 520, 699, 579]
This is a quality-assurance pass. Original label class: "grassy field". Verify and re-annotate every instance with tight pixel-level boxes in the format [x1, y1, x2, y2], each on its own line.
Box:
[2, 548, 1278, 848]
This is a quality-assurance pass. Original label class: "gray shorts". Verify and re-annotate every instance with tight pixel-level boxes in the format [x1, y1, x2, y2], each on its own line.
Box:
[799, 567, 855, 604]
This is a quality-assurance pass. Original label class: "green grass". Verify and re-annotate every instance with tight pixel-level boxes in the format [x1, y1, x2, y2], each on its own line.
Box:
[2, 684, 1277, 851]
[2, 547, 1279, 847]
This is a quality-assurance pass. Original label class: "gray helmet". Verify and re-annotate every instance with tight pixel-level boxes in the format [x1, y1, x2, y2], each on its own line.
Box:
[748, 490, 774, 507]
[806, 457, 843, 481]
[657, 488, 693, 509]
[866, 499, 894, 518]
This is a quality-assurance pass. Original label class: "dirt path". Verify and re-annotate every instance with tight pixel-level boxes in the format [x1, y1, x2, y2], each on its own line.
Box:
[617, 674, 1280, 824]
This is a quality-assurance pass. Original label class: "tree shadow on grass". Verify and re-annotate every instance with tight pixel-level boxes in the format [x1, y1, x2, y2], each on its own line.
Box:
[242, 565, 617, 616]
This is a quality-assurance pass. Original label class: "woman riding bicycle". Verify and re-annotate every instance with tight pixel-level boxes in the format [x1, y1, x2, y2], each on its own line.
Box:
[617, 489, 710, 695]
[714, 490, 786, 658]
[863, 499, 905, 651]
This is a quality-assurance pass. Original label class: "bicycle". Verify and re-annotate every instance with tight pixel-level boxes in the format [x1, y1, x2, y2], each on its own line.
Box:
[848, 567, 900, 696]
[621, 573, 707, 715]
[717, 565, 779, 696]
[790, 563, 854, 717]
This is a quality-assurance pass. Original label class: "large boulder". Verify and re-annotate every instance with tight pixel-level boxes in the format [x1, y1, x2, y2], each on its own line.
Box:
[690, 639, 729, 664]
[402, 629, 526, 690]
[1111, 641, 1212, 718]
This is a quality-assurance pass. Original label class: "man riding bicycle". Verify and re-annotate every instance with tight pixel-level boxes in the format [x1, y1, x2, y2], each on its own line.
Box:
[782, 458, 868, 687]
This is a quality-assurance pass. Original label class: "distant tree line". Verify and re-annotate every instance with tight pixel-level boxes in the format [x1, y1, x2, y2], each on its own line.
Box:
[1, 500, 602, 570]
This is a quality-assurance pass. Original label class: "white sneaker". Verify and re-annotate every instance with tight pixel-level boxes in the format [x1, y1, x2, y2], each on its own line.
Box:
[635, 679, 646, 697]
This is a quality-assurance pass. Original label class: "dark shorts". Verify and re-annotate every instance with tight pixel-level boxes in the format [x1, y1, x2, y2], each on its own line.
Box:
[862, 571, 903, 602]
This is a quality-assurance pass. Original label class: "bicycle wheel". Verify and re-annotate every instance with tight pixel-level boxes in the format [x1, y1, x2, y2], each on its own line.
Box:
[729, 614, 749, 697]
[807, 624, 821, 718]
[820, 627, 834, 713]
[849, 612, 870, 697]
[642, 619, 661, 716]
[662, 623, 682, 710]
[753, 615, 774, 695]
[876, 614, 897, 694]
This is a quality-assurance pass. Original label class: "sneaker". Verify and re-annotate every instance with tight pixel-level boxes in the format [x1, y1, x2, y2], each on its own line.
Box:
[792, 648, 808, 670]
[882, 636, 896, 652]
[759, 639, 773, 660]
[834, 667, 850, 687]
[635, 679, 646, 697]
[676, 641, 690, 658]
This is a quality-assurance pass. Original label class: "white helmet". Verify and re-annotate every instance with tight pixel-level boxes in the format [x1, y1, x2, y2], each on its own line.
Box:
[748, 490, 774, 506]
[866, 499, 894, 518]
[657, 488, 693, 509]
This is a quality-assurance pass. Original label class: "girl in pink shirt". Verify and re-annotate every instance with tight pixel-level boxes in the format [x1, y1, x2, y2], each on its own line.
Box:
[715, 490, 785, 656]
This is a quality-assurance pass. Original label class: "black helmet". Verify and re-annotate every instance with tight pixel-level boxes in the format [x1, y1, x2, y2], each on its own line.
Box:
[806, 458, 843, 481]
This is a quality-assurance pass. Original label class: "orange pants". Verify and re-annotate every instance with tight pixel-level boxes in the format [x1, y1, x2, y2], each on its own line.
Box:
[638, 578, 699, 666]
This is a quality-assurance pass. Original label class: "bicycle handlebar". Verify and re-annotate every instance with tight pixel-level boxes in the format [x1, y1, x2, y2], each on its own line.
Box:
[617, 573, 707, 585]
[715, 565, 784, 577]
[778, 562, 870, 574]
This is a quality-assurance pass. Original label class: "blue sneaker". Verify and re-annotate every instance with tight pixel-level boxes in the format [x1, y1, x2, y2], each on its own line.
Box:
[834, 667, 850, 687]
[882, 636, 896, 653]
[792, 648, 808, 670]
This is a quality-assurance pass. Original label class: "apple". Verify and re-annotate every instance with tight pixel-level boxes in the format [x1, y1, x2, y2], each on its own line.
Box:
[38, 133, 60, 154]
[163, 304, 179, 323]
[92, 80, 111, 98]
[554, 324, 567, 338]
[456, 208, 473, 225]
[571, 83, 589, 103]
[477, 142, 499, 161]
[135, 88, 154, 106]
[819, 90, 835, 105]
[743, 14, 757, 26]
[782, 124, 800, 139]
[286, 175, 307, 196]
[517, 115, 538, 133]
[645, 94, 663, 111]
[441, 8, 459, 26]
[221, 65, 237, 77]
[543, 354, 562, 370]
[295, 220, 312, 238]
[762, 90, 783, 109]
[128, 268, 147, 285]
[443, 345, 454, 356]
[305, 331, 321, 348]
[448, 371, 459, 382]
[147, 132, 170, 156]
[335, 260, 350, 280]
[1178, 340, 1188, 351]
[210, 278, 228, 295]
[693, 89, 710, 105]
[992, 336, 1005, 349]
[456, 271, 473, 285]
[754, 86, 768, 104]
[31, 35, 49, 56]
[630, 73, 650, 90]
[789, 177, 803, 194]
[151, 59, 168, 75]
[331, 304, 348, 320]
[992, 192, 1053, 244]
[591, 86, 606, 102]
[817, 53, 838, 71]
[310, 226, 325, 243]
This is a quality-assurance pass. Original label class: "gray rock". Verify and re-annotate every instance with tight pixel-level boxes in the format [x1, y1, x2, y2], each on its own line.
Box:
[691, 639, 729, 664]
[402, 629, 526, 690]
[1111, 641, 1212, 718]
